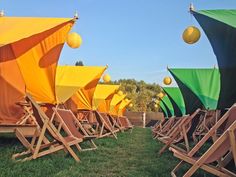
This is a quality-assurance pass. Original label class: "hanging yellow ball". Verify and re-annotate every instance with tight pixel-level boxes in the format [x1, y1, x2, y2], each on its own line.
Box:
[182, 26, 201, 44]
[103, 74, 111, 83]
[66, 32, 82, 48]
[125, 98, 129, 102]
[129, 103, 133, 108]
[163, 77, 172, 85]
[158, 92, 165, 99]
[118, 90, 123, 96]
[154, 104, 159, 108]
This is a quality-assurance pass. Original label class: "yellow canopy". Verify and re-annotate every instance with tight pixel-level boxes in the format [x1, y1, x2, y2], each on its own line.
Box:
[118, 99, 131, 116]
[0, 16, 74, 124]
[68, 66, 107, 110]
[93, 84, 120, 110]
[56, 66, 109, 103]
[109, 93, 126, 115]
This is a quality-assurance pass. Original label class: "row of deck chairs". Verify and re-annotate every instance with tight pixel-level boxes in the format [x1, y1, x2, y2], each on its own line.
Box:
[13, 93, 133, 162]
[152, 107, 236, 177]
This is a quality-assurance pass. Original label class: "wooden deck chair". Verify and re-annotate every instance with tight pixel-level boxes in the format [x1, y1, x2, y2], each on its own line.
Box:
[100, 113, 125, 132]
[76, 110, 98, 136]
[153, 116, 183, 139]
[53, 108, 97, 151]
[76, 110, 118, 139]
[154, 116, 182, 139]
[118, 116, 134, 131]
[95, 111, 119, 139]
[13, 93, 82, 162]
[170, 104, 236, 177]
[158, 109, 203, 155]
[193, 110, 221, 143]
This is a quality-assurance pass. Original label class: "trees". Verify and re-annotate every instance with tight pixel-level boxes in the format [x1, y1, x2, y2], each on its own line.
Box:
[111, 79, 162, 112]
[75, 60, 84, 66]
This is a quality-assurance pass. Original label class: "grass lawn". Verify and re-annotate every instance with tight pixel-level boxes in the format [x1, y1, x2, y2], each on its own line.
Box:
[0, 127, 215, 177]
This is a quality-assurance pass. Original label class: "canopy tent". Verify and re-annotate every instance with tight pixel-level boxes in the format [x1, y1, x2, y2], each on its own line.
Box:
[56, 66, 109, 104]
[93, 84, 120, 111]
[163, 87, 186, 116]
[159, 100, 170, 118]
[0, 16, 75, 124]
[192, 9, 236, 109]
[161, 95, 175, 117]
[118, 99, 131, 117]
[169, 68, 220, 114]
[67, 66, 107, 110]
[109, 94, 126, 116]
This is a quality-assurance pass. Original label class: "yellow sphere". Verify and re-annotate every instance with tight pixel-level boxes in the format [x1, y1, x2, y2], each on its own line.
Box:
[118, 90, 123, 96]
[163, 77, 172, 85]
[154, 104, 159, 108]
[66, 32, 82, 48]
[125, 98, 129, 102]
[129, 103, 133, 108]
[158, 92, 165, 99]
[182, 26, 201, 44]
[103, 74, 111, 83]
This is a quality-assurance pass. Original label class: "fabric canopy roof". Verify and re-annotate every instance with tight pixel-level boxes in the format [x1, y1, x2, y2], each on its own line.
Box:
[193, 9, 236, 109]
[0, 16, 74, 124]
[161, 95, 174, 117]
[109, 94, 126, 115]
[93, 84, 120, 110]
[67, 66, 107, 110]
[56, 66, 109, 104]
[160, 100, 170, 118]
[169, 68, 220, 113]
[118, 99, 131, 116]
[163, 87, 186, 116]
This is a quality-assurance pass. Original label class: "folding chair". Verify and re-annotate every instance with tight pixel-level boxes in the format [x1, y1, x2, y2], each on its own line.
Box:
[53, 108, 97, 151]
[170, 104, 236, 177]
[158, 109, 203, 154]
[13, 93, 82, 162]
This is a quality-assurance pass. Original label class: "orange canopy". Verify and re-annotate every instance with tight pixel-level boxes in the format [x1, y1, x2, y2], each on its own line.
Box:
[118, 99, 131, 116]
[93, 84, 120, 111]
[0, 16, 74, 124]
[109, 93, 126, 116]
[67, 66, 107, 110]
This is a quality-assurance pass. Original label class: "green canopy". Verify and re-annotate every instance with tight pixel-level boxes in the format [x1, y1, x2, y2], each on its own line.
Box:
[169, 68, 220, 114]
[163, 87, 186, 116]
[159, 101, 168, 117]
[193, 9, 236, 109]
[161, 95, 174, 117]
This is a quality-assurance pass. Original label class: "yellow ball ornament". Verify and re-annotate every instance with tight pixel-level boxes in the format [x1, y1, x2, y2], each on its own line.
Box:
[125, 98, 129, 102]
[118, 90, 123, 96]
[103, 74, 111, 83]
[154, 104, 159, 108]
[182, 26, 201, 44]
[163, 77, 172, 85]
[66, 32, 82, 48]
[129, 103, 133, 108]
[158, 92, 165, 99]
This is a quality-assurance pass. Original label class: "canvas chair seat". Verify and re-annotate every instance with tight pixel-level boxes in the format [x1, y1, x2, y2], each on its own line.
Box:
[170, 104, 236, 177]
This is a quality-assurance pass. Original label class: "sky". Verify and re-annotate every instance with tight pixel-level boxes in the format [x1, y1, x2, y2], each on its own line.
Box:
[1, 0, 236, 85]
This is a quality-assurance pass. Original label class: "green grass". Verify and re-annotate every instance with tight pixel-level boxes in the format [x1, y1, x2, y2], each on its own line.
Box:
[0, 128, 215, 177]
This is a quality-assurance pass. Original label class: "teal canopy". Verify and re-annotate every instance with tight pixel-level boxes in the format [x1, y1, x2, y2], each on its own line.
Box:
[163, 87, 186, 116]
[169, 68, 220, 114]
[193, 9, 236, 109]
[161, 94, 174, 117]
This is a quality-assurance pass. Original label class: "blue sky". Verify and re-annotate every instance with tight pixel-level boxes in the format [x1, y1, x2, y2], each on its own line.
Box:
[1, 0, 236, 85]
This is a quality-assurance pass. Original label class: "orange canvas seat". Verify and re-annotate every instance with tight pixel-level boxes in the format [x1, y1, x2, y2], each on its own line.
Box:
[13, 94, 82, 162]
